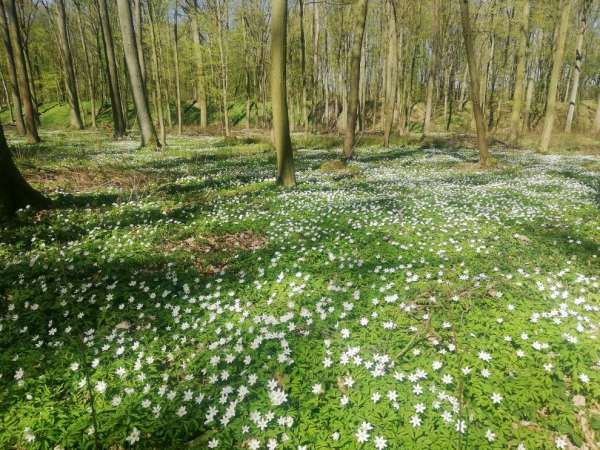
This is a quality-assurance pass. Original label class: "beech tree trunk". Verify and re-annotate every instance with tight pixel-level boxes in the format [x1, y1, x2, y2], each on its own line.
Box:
[540, 0, 572, 153]
[342, 0, 369, 160]
[116, 0, 160, 148]
[271, 0, 296, 187]
[383, 4, 397, 147]
[4, 0, 39, 143]
[0, 0, 24, 135]
[173, 0, 182, 135]
[98, 0, 126, 137]
[458, 0, 491, 167]
[75, 4, 96, 128]
[191, 1, 208, 129]
[509, 0, 529, 143]
[56, 0, 83, 129]
[0, 122, 48, 217]
[565, 0, 590, 133]
[595, 91, 600, 134]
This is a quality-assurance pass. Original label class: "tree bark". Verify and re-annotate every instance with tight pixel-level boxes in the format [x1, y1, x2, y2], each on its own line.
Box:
[116, 0, 160, 148]
[0, 0, 24, 135]
[132, 0, 146, 82]
[458, 0, 491, 167]
[342, 0, 368, 160]
[383, 3, 397, 147]
[146, 0, 166, 145]
[271, 0, 295, 187]
[191, 1, 208, 129]
[0, 122, 49, 217]
[75, 3, 96, 128]
[509, 0, 529, 143]
[3, 0, 39, 143]
[215, 0, 229, 137]
[56, 0, 84, 129]
[594, 90, 600, 134]
[98, 0, 126, 137]
[173, 0, 182, 135]
[564, 0, 590, 133]
[540, 0, 572, 153]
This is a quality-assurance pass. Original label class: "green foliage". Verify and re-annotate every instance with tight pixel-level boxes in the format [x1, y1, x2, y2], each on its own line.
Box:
[0, 130, 599, 449]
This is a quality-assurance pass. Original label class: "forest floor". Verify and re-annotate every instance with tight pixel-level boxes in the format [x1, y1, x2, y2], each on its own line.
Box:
[1, 130, 599, 449]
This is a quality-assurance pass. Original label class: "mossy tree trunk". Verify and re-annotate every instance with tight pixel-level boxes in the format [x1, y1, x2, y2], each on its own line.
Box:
[116, 0, 160, 148]
[4, 0, 39, 143]
[540, 0, 572, 153]
[271, 0, 296, 187]
[55, 0, 84, 130]
[0, 0, 24, 136]
[342, 0, 369, 160]
[98, 0, 126, 138]
[509, 0, 529, 143]
[458, 0, 491, 168]
[0, 123, 48, 218]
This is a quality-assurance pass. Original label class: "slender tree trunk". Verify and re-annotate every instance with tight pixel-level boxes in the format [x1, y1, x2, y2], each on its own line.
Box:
[342, 0, 368, 160]
[0, 0, 24, 135]
[75, 5, 96, 128]
[116, 0, 159, 148]
[56, 0, 83, 129]
[98, 0, 125, 137]
[146, 0, 166, 145]
[215, 0, 229, 137]
[173, 0, 182, 135]
[3, 0, 39, 143]
[383, 4, 397, 147]
[132, 0, 146, 82]
[459, 0, 491, 167]
[510, 0, 529, 143]
[424, 3, 439, 135]
[191, 1, 208, 129]
[271, 0, 295, 186]
[0, 123, 48, 217]
[540, 0, 572, 153]
[565, 0, 590, 133]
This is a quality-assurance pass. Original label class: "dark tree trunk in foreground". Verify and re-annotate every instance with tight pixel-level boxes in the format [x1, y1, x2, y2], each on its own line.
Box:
[116, 0, 160, 148]
[56, 0, 84, 130]
[459, 0, 491, 167]
[271, 0, 296, 187]
[342, 0, 368, 160]
[0, 123, 48, 217]
[98, 0, 126, 138]
[4, 0, 39, 143]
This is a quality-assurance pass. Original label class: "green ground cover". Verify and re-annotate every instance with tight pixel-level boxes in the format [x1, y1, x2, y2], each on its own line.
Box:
[1, 130, 599, 449]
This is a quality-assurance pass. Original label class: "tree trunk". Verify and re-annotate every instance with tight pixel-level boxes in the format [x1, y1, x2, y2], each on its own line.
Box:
[146, 0, 166, 145]
[0, 123, 48, 217]
[98, 0, 126, 137]
[540, 0, 572, 153]
[459, 0, 491, 167]
[509, 0, 529, 143]
[173, 0, 182, 135]
[191, 1, 208, 129]
[0, 0, 24, 135]
[4, 0, 39, 143]
[383, 4, 397, 147]
[132, 0, 146, 82]
[342, 0, 368, 160]
[523, 30, 541, 131]
[564, 0, 590, 133]
[56, 0, 83, 129]
[215, 0, 229, 137]
[117, 0, 159, 148]
[271, 0, 295, 187]
[75, 4, 96, 129]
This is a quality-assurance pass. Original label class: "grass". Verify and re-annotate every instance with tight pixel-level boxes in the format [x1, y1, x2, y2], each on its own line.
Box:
[1, 129, 599, 450]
